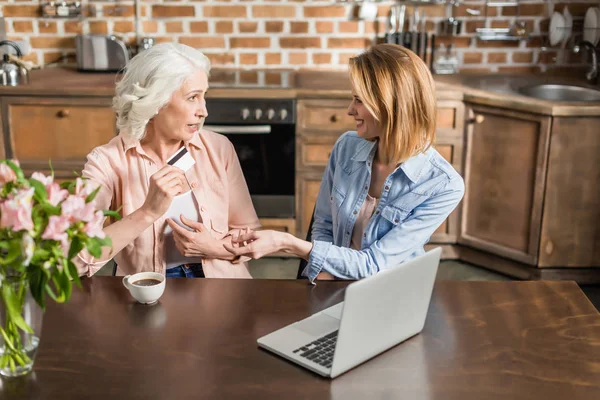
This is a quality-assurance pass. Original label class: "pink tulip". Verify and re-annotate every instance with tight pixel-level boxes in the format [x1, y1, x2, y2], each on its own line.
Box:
[31, 172, 53, 186]
[75, 178, 98, 198]
[83, 210, 106, 239]
[0, 197, 34, 232]
[42, 215, 70, 243]
[0, 163, 16, 186]
[47, 183, 69, 207]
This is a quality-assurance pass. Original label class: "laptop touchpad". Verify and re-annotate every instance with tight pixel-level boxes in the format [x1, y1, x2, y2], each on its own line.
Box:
[294, 313, 340, 337]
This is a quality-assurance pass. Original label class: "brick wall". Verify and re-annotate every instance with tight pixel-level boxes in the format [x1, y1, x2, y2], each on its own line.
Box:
[0, 0, 598, 73]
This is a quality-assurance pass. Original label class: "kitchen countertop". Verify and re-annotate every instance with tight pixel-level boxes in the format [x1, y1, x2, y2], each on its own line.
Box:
[0, 67, 599, 116]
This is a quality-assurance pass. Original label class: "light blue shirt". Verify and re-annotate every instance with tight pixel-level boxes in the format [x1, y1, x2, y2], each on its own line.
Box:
[304, 131, 465, 281]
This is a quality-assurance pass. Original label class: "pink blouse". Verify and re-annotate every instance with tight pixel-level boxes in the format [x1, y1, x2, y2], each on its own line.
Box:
[350, 194, 379, 250]
[76, 129, 260, 278]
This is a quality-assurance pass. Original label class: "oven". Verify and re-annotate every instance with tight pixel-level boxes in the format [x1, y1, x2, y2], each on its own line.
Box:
[204, 98, 296, 218]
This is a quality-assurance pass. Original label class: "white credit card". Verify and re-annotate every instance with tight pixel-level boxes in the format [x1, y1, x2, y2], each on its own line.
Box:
[166, 146, 195, 172]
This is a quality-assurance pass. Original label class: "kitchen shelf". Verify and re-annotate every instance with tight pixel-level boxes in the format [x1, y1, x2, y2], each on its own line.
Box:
[486, 1, 519, 6]
[475, 28, 530, 41]
[335, 0, 455, 4]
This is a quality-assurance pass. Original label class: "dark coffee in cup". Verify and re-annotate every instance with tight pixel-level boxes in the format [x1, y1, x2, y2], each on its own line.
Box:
[132, 278, 161, 287]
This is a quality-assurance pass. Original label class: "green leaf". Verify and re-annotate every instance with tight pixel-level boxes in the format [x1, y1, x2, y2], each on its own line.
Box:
[41, 202, 61, 216]
[1, 284, 33, 334]
[67, 260, 82, 288]
[2, 239, 22, 265]
[68, 236, 83, 260]
[49, 275, 66, 303]
[85, 184, 101, 204]
[29, 178, 48, 203]
[28, 267, 47, 311]
[45, 283, 58, 302]
[58, 269, 72, 302]
[30, 248, 51, 267]
[86, 237, 102, 258]
[103, 210, 122, 220]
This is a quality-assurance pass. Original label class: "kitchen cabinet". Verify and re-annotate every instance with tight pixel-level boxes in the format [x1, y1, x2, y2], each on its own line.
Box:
[460, 104, 551, 265]
[0, 96, 116, 179]
[538, 117, 600, 268]
[459, 104, 600, 280]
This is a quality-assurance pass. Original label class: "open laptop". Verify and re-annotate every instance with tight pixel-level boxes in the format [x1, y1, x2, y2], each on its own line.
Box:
[257, 247, 441, 378]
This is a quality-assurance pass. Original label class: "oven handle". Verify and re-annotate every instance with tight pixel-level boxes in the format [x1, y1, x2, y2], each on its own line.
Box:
[203, 125, 272, 134]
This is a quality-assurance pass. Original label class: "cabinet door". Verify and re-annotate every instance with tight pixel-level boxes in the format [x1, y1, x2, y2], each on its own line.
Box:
[430, 100, 465, 244]
[296, 172, 324, 239]
[539, 117, 600, 267]
[1, 96, 116, 179]
[459, 104, 551, 265]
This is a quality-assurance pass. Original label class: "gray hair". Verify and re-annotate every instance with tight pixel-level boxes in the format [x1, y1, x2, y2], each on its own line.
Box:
[113, 43, 211, 140]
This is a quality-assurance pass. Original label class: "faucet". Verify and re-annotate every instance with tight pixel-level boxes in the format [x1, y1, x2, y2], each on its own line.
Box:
[573, 41, 598, 84]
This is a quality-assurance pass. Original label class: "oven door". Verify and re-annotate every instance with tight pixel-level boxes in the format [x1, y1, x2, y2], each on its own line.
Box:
[204, 124, 295, 218]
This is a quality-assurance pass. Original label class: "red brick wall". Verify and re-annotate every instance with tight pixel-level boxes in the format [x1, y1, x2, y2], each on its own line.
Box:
[1, 0, 597, 73]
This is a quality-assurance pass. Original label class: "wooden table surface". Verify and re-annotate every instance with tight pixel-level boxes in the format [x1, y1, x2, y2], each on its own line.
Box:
[1, 278, 599, 400]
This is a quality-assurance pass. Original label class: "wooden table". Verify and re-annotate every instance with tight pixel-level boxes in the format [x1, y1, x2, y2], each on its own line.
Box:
[1, 278, 599, 400]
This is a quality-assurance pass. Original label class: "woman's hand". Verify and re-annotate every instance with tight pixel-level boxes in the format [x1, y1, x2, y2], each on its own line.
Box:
[141, 165, 186, 220]
[223, 229, 287, 260]
[167, 215, 218, 258]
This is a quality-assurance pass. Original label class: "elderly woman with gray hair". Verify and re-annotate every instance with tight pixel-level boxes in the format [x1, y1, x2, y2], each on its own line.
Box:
[76, 43, 260, 278]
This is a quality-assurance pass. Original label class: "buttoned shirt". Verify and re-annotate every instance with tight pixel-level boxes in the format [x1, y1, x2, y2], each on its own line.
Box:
[76, 130, 260, 278]
[305, 131, 464, 281]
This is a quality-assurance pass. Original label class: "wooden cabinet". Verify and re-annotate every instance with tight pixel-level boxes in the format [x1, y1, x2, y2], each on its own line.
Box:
[459, 104, 551, 265]
[538, 117, 600, 268]
[0, 96, 116, 179]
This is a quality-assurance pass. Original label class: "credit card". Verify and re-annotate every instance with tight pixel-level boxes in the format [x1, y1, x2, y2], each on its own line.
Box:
[166, 146, 195, 172]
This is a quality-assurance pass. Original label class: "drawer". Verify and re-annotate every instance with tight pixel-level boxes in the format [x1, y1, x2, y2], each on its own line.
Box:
[298, 99, 355, 132]
[6, 100, 116, 161]
[298, 135, 339, 168]
[437, 107, 456, 129]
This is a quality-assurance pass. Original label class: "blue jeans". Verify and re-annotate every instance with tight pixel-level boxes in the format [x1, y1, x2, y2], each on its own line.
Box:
[165, 263, 205, 278]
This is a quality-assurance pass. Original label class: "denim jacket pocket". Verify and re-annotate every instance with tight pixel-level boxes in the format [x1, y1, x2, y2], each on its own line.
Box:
[381, 204, 410, 226]
[331, 185, 345, 208]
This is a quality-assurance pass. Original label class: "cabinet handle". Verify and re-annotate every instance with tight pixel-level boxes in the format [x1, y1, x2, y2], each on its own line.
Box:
[57, 109, 70, 118]
[330, 114, 338, 123]
[468, 114, 485, 124]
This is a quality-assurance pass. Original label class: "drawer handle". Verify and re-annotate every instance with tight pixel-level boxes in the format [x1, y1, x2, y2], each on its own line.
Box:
[330, 114, 338, 123]
[468, 114, 485, 124]
[57, 109, 70, 118]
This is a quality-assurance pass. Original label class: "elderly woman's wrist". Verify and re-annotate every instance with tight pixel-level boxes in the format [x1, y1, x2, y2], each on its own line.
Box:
[136, 206, 159, 225]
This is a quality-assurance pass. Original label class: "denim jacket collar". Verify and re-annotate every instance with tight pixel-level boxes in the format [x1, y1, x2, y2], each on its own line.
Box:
[350, 137, 431, 184]
[351, 139, 377, 162]
[400, 149, 431, 183]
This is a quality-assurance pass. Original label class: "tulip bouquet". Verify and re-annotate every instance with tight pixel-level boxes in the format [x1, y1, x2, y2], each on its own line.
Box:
[0, 159, 117, 376]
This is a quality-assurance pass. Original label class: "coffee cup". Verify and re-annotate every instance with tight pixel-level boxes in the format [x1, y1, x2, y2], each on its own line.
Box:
[122, 272, 166, 305]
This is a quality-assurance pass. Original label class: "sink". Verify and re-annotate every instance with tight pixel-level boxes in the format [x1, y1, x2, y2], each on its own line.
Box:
[518, 84, 600, 102]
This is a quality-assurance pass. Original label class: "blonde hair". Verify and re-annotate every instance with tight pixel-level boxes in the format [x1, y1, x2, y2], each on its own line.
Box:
[349, 44, 436, 165]
[113, 43, 211, 140]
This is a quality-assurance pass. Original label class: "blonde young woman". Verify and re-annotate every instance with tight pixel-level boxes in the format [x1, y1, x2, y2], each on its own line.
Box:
[225, 44, 464, 281]
[76, 43, 260, 278]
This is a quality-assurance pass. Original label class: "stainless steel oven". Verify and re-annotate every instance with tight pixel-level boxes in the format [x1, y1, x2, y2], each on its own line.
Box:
[204, 99, 296, 218]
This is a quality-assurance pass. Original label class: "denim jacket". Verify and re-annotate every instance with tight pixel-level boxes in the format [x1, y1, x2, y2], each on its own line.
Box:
[304, 131, 465, 282]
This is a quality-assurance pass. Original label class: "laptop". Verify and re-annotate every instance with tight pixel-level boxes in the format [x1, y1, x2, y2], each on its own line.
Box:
[257, 247, 441, 378]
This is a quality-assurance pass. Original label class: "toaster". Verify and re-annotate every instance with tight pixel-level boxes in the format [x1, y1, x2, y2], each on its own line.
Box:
[76, 34, 130, 72]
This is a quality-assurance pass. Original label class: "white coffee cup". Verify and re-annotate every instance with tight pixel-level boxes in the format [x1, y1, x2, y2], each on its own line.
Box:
[122, 272, 166, 305]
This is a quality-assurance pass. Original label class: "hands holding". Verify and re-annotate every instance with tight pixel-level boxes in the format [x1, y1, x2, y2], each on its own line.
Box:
[223, 229, 288, 260]
[141, 165, 186, 220]
[166, 215, 219, 258]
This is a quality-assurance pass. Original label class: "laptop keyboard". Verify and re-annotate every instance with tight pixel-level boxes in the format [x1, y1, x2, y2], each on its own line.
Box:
[292, 330, 338, 369]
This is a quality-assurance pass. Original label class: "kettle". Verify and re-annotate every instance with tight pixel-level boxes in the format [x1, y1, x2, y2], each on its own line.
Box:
[0, 40, 30, 86]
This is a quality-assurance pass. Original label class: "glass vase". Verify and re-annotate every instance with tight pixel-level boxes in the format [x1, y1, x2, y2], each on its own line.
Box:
[0, 278, 43, 377]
